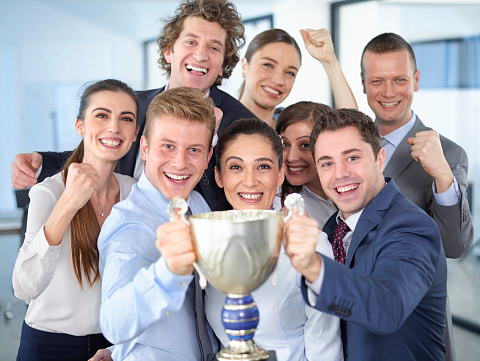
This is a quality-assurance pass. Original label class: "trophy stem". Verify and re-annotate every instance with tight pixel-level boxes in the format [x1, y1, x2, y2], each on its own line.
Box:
[217, 293, 269, 360]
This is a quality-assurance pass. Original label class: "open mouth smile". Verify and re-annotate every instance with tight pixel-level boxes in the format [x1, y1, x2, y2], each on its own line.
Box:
[165, 172, 190, 184]
[186, 64, 208, 75]
[380, 101, 399, 108]
[100, 138, 122, 147]
[262, 86, 281, 97]
[335, 184, 359, 194]
[238, 192, 263, 200]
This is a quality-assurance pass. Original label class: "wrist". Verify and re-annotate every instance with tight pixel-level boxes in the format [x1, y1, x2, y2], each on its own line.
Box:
[434, 169, 454, 194]
[304, 253, 322, 283]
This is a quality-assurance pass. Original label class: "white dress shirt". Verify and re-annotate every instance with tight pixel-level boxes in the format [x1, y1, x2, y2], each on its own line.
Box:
[13, 172, 136, 336]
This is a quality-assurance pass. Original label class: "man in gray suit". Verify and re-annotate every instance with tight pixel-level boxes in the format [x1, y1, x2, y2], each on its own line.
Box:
[360, 32, 474, 361]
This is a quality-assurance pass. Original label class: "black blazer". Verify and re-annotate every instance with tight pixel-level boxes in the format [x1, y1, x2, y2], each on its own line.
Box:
[39, 85, 256, 211]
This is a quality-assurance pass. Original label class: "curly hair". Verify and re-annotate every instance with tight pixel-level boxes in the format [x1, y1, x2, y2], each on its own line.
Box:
[157, 0, 245, 86]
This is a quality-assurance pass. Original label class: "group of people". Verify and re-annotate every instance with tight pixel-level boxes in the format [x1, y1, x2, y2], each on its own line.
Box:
[10, 0, 473, 361]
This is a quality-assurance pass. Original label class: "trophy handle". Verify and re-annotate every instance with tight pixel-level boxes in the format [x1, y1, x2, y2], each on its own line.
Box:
[271, 193, 306, 287]
[167, 197, 208, 290]
[284, 193, 305, 220]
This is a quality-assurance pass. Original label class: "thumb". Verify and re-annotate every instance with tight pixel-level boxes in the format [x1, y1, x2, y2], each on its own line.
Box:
[299, 29, 310, 45]
[30, 153, 43, 169]
[174, 208, 183, 221]
[407, 137, 414, 145]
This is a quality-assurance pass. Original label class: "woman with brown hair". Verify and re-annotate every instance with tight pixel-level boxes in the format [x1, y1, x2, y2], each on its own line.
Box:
[275, 101, 338, 228]
[238, 28, 357, 128]
[13, 79, 139, 361]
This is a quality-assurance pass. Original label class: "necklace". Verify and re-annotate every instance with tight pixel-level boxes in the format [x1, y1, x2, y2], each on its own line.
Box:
[91, 196, 106, 217]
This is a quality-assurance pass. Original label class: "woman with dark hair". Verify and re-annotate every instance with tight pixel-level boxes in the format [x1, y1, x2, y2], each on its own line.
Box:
[275, 101, 337, 227]
[13, 79, 139, 361]
[205, 118, 343, 361]
[238, 28, 357, 127]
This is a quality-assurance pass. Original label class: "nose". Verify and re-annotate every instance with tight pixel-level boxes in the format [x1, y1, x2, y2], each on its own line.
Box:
[172, 150, 187, 170]
[108, 118, 121, 134]
[242, 168, 258, 187]
[333, 162, 350, 180]
[271, 69, 284, 86]
[382, 81, 396, 98]
[285, 146, 299, 163]
[193, 46, 208, 62]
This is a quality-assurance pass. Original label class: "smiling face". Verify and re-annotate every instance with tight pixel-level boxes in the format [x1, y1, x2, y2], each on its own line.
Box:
[75, 90, 138, 163]
[314, 126, 385, 219]
[141, 116, 213, 200]
[361, 50, 420, 135]
[215, 134, 284, 210]
[281, 120, 320, 191]
[163, 16, 226, 95]
[241, 42, 301, 112]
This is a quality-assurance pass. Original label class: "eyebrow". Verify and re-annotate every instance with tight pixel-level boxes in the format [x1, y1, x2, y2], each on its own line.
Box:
[225, 156, 275, 164]
[91, 107, 136, 118]
[160, 138, 207, 150]
[316, 148, 363, 163]
[260, 56, 299, 71]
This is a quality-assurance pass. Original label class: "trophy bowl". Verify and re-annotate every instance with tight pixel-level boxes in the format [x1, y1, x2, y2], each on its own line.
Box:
[189, 210, 284, 360]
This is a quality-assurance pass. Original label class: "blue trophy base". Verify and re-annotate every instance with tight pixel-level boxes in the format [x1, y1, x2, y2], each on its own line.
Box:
[217, 294, 275, 360]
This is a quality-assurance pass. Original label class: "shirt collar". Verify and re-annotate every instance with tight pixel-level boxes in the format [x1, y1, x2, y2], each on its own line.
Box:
[336, 208, 364, 233]
[383, 111, 416, 147]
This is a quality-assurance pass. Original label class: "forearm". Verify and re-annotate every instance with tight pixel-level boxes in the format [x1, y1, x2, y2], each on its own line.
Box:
[100, 256, 192, 344]
[43, 194, 78, 246]
[13, 183, 63, 299]
[13, 225, 62, 300]
[321, 59, 358, 110]
[431, 192, 473, 258]
[432, 148, 473, 258]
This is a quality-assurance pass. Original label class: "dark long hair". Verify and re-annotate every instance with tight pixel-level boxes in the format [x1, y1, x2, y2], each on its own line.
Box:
[276, 101, 331, 206]
[239, 29, 301, 99]
[62, 79, 138, 287]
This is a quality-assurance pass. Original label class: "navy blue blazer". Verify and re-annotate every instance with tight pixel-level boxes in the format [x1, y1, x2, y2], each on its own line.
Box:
[39, 85, 256, 211]
[303, 179, 447, 361]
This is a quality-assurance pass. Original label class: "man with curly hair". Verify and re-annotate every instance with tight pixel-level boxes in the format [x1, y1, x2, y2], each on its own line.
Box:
[12, 0, 256, 212]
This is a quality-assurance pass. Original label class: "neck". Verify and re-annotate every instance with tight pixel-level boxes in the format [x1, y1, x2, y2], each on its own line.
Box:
[240, 96, 276, 128]
[376, 111, 412, 136]
[305, 178, 328, 200]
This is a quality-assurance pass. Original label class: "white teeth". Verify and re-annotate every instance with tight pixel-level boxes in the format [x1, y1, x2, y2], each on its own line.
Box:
[381, 101, 399, 108]
[264, 86, 280, 95]
[240, 193, 262, 200]
[336, 184, 358, 193]
[101, 139, 121, 146]
[166, 173, 189, 181]
[289, 166, 305, 172]
[186, 65, 207, 74]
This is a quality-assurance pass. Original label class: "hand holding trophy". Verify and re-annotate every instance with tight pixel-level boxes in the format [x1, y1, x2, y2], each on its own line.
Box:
[167, 194, 304, 360]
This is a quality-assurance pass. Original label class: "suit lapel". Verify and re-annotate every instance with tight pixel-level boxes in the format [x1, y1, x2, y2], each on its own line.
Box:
[384, 117, 427, 179]
[345, 179, 399, 267]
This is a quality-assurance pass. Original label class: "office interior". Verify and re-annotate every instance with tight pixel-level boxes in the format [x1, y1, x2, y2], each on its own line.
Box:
[0, 0, 478, 359]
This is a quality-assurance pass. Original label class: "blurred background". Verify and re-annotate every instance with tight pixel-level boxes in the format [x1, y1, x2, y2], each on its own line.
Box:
[0, 0, 478, 359]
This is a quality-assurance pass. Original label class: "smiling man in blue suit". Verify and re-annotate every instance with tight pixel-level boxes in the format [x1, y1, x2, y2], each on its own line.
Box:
[285, 108, 447, 361]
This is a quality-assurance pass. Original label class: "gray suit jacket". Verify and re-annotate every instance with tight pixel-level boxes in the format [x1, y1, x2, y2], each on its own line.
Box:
[383, 116, 473, 259]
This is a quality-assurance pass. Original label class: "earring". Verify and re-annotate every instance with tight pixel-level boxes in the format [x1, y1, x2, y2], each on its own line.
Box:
[241, 72, 245, 77]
